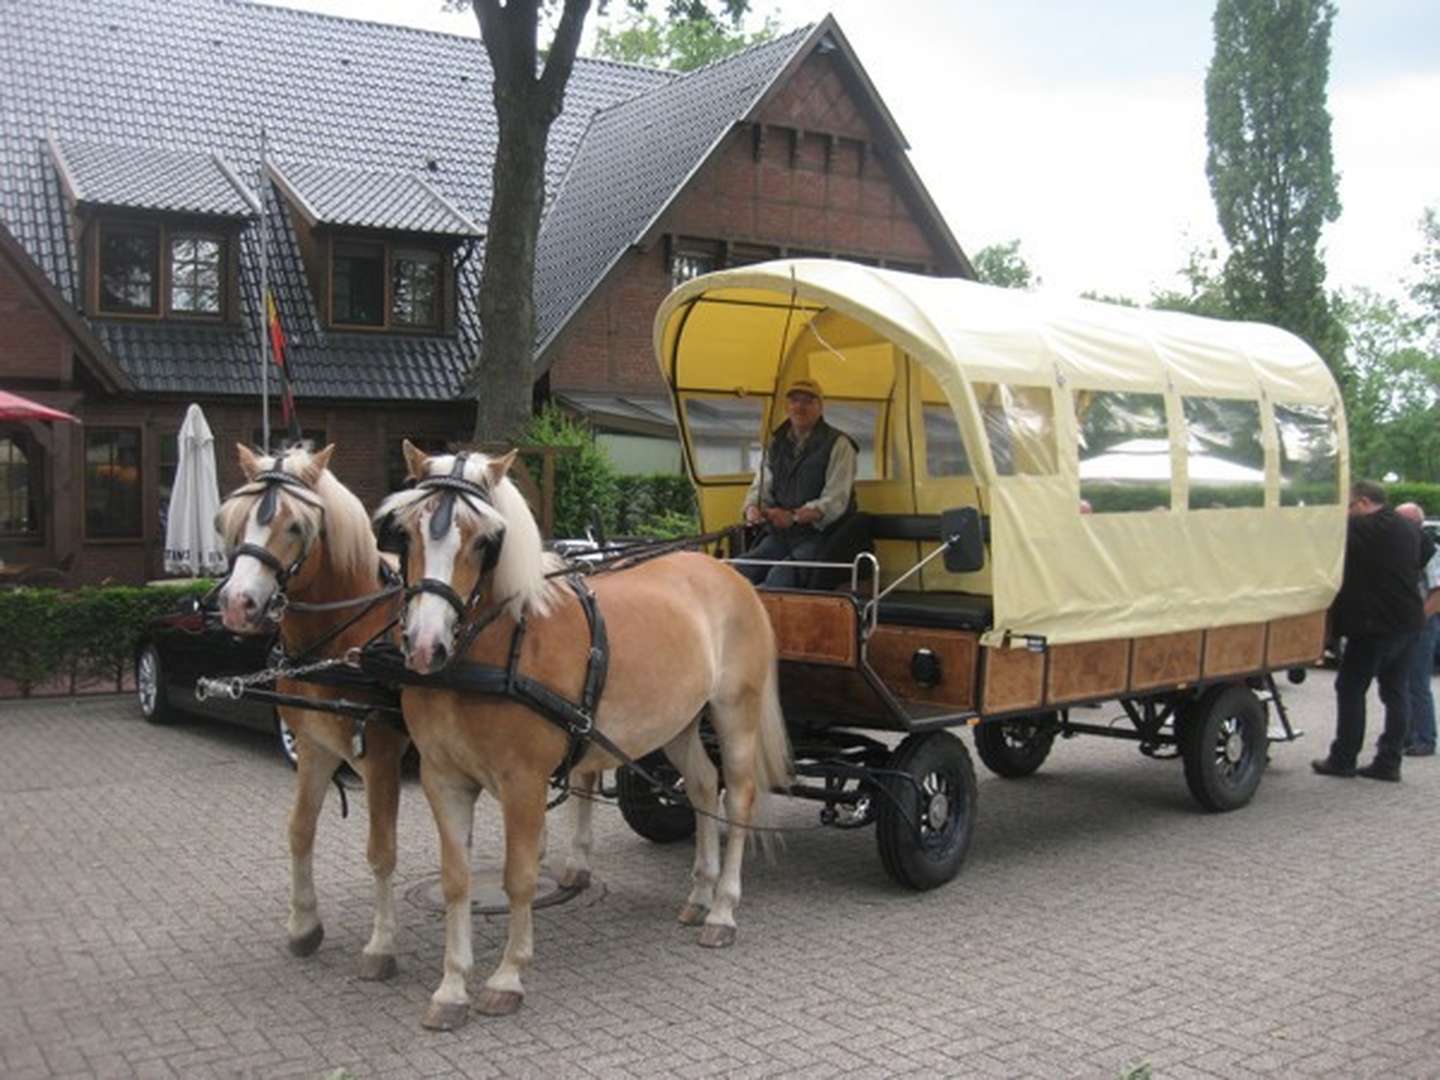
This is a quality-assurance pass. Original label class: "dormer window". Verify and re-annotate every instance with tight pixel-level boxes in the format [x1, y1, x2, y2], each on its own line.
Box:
[331, 239, 444, 331]
[94, 219, 229, 319]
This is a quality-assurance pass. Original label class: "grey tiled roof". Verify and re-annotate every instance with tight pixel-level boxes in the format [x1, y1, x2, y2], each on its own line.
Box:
[50, 137, 258, 218]
[269, 159, 482, 237]
[0, 0, 670, 401]
[533, 27, 814, 353]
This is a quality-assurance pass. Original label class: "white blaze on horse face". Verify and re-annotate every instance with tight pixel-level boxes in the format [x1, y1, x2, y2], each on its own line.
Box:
[405, 502, 464, 671]
[219, 510, 276, 632]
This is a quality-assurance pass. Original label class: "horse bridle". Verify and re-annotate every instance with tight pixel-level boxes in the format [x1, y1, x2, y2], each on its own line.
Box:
[225, 455, 329, 619]
[381, 452, 507, 624]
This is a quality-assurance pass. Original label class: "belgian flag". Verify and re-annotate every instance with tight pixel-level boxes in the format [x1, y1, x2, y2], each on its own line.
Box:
[267, 289, 302, 444]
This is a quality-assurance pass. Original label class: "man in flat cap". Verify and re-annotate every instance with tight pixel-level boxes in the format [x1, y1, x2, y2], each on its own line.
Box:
[738, 377, 858, 588]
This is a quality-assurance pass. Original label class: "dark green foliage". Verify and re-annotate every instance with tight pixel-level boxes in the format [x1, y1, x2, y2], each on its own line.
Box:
[592, 11, 777, 70]
[1205, 0, 1345, 368]
[972, 240, 1035, 289]
[613, 474, 699, 537]
[1384, 482, 1440, 516]
[0, 582, 212, 696]
[521, 405, 621, 539]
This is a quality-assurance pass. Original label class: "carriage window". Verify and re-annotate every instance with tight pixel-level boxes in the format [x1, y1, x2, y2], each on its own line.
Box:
[0, 435, 40, 536]
[683, 396, 765, 478]
[1074, 390, 1170, 512]
[85, 428, 142, 539]
[923, 403, 970, 477]
[823, 402, 882, 480]
[972, 382, 1057, 476]
[1183, 397, 1265, 510]
[1275, 402, 1340, 506]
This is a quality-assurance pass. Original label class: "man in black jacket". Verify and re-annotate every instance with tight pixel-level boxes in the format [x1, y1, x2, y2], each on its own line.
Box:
[1314, 480, 1434, 781]
[738, 378, 858, 588]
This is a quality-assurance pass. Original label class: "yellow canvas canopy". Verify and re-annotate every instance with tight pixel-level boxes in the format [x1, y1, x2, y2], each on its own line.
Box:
[654, 259, 1347, 646]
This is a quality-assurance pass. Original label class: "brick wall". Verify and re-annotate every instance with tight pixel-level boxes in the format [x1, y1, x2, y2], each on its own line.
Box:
[547, 49, 960, 398]
[0, 254, 70, 381]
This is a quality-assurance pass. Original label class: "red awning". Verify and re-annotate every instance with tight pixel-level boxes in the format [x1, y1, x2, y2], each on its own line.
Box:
[0, 390, 80, 424]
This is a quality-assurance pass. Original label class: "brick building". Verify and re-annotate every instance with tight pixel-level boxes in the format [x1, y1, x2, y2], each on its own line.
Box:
[0, 0, 970, 584]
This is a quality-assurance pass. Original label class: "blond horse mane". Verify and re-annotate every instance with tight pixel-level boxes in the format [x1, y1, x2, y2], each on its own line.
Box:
[215, 446, 378, 583]
[375, 451, 565, 619]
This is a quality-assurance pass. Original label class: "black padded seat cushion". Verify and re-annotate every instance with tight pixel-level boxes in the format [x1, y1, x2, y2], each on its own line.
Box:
[874, 590, 992, 632]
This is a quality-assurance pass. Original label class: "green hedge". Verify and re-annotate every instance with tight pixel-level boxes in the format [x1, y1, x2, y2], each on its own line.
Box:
[1384, 482, 1440, 515]
[0, 581, 213, 697]
[614, 474, 699, 538]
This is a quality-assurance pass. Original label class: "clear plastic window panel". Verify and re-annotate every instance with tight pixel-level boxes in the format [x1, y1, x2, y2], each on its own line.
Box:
[1074, 390, 1170, 512]
[1275, 402, 1340, 506]
[169, 235, 222, 314]
[684, 396, 766, 477]
[972, 382, 1058, 477]
[1183, 397, 1265, 509]
[923, 403, 970, 477]
[392, 249, 441, 327]
[822, 402, 881, 480]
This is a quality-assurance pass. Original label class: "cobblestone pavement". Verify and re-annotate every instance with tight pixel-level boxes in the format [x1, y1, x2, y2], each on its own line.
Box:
[2, 673, 1438, 1080]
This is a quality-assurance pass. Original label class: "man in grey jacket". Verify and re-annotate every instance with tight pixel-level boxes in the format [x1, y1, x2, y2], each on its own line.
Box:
[738, 378, 858, 588]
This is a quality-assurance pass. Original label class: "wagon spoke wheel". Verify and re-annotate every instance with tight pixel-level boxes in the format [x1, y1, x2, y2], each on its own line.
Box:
[876, 731, 977, 891]
[617, 751, 696, 844]
[974, 713, 1057, 778]
[1180, 685, 1267, 812]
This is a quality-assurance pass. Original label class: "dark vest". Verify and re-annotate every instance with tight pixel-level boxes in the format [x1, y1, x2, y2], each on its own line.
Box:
[765, 418, 856, 532]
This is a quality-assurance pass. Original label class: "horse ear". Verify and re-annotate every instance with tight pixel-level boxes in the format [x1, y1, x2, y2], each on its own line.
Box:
[306, 443, 336, 481]
[487, 449, 518, 485]
[402, 439, 430, 481]
[237, 443, 262, 480]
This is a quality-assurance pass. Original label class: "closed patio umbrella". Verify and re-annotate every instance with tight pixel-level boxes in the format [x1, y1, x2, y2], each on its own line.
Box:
[0, 389, 80, 423]
[164, 404, 227, 577]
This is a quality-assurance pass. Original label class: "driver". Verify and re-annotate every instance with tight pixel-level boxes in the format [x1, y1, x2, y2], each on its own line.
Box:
[738, 377, 858, 588]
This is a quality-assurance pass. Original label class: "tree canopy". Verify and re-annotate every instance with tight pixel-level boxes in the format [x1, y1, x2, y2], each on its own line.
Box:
[971, 240, 1036, 290]
[591, 9, 776, 70]
[1204, 0, 1344, 368]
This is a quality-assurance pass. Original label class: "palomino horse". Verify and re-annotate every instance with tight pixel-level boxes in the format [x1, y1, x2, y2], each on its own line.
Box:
[376, 441, 791, 1027]
[215, 444, 410, 981]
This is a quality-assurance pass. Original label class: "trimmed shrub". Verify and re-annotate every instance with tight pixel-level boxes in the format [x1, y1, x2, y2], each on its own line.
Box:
[521, 406, 620, 539]
[614, 474, 699, 538]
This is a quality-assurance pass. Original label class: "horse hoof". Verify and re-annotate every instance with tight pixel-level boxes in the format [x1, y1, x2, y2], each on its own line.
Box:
[558, 867, 591, 891]
[287, 925, 324, 957]
[475, 988, 524, 1016]
[357, 952, 398, 981]
[421, 1001, 471, 1031]
[698, 923, 737, 949]
[677, 903, 709, 926]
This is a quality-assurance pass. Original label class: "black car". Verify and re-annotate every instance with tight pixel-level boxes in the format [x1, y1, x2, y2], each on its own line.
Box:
[133, 595, 297, 765]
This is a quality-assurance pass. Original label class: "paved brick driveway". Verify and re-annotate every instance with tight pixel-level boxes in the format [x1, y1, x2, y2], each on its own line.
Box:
[2, 674, 1438, 1079]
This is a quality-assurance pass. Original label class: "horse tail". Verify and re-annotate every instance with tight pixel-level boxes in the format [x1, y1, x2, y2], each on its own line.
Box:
[748, 628, 793, 860]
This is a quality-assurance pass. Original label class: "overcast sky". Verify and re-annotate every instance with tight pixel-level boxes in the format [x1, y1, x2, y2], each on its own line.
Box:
[273, 0, 1439, 303]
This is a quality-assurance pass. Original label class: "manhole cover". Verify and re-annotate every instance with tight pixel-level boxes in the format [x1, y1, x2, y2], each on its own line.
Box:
[405, 863, 605, 917]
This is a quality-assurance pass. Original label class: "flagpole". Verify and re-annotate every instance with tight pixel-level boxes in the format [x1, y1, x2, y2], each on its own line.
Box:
[259, 124, 270, 451]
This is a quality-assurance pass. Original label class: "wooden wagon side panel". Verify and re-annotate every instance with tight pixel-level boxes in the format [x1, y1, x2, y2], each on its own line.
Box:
[1045, 638, 1131, 704]
[866, 626, 977, 709]
[757, 593, 858, 666]
[1130, 630, 1203, 692]
[777, 664, 892, 725]
[1266, 610, 1327, 668]
[980, 646, 1045, 714]
[1202, 622, 1267, 678]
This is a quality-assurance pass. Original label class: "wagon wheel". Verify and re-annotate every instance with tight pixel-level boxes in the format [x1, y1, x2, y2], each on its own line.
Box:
[135, 643, 177, 725]
[973, 713, 1057, 778]
[876, 731, 977, 891]
[616, 751, 696, 844]
[1180, 684, 1267, 812]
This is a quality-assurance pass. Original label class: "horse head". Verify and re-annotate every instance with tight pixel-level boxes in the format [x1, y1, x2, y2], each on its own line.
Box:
[376, 440, 560, 674]
[214, 443, 335, 633]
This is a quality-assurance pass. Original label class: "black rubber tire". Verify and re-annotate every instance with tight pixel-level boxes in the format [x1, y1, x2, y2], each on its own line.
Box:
[275, 711, 299, 768]
[135, 643, 177, 725]
[973, 714, 1057, 778]
[876, 731, 978, 891]
[616, 752, 696, 844]
[1180, 684, 1267, 812]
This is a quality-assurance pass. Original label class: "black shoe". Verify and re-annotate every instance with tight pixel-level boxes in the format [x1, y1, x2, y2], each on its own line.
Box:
[1312, 757, 1356, 778]
[1356, 761, 1401, 782]
[1404, 744, 1436, 758]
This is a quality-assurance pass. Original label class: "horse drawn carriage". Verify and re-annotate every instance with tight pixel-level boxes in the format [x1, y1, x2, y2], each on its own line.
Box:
[636, 258, 1347, 889]
[193, 259, 1345, 1024]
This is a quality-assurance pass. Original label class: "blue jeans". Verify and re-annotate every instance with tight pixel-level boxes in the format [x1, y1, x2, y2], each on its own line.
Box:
[1330, 631, 1418, 770]
[1405, 615, 1440, 751]
[738, 529, 826, 588]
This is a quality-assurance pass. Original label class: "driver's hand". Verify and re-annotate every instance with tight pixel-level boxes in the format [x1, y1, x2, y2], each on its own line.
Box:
[744, 505, 762, 526]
